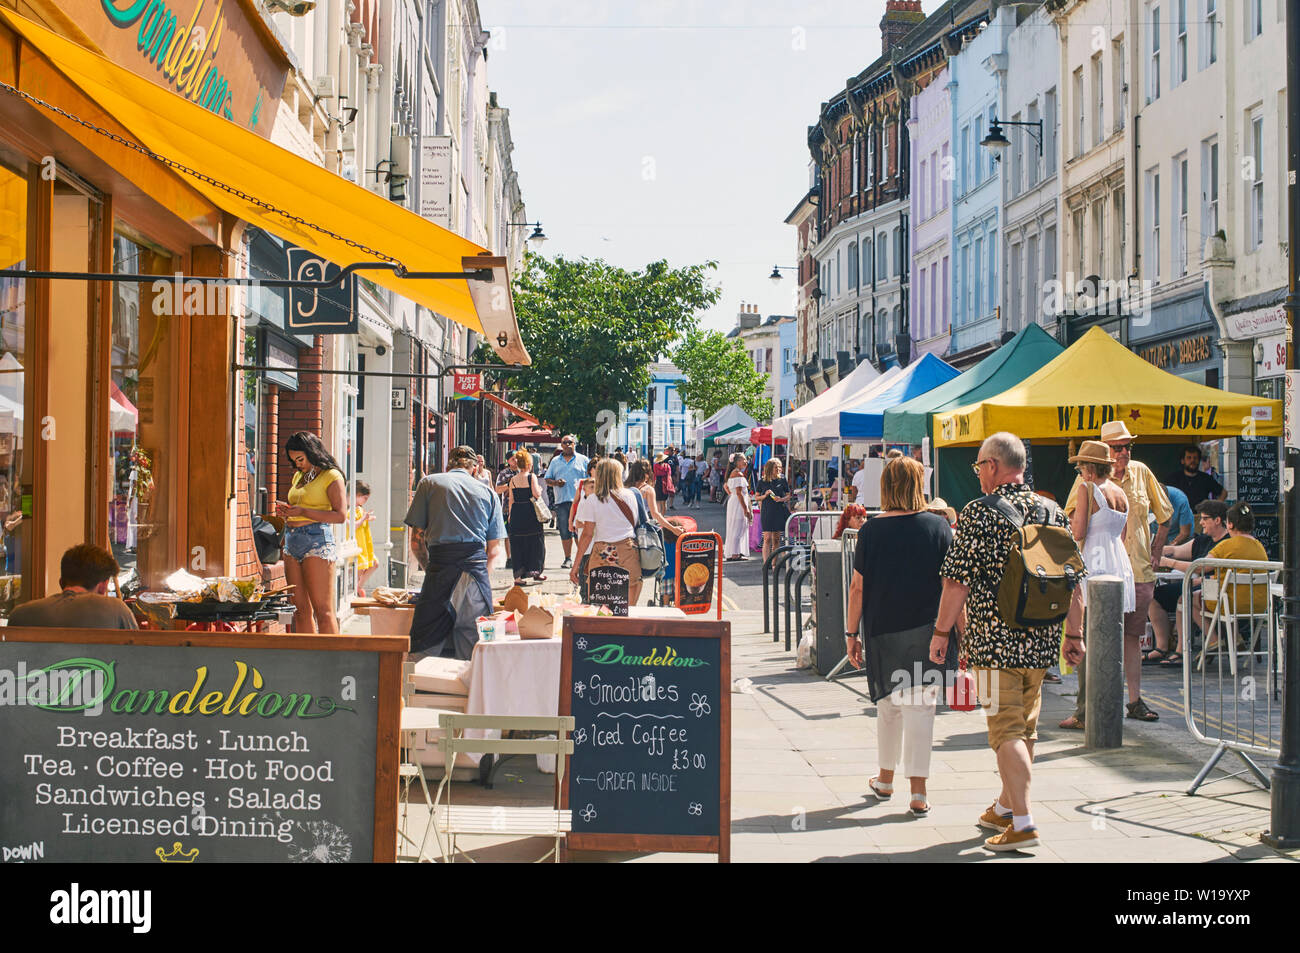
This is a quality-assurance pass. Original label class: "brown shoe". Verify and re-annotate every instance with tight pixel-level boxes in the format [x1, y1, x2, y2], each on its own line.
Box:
[1058, 714, 1084, 730]
[978, 805, 1013, 831]
[984, 826, 1041, 852]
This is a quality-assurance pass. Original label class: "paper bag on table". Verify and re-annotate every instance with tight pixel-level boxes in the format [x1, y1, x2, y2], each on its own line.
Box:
[501, 585, 530, 615]
[517, 606, 556, 640]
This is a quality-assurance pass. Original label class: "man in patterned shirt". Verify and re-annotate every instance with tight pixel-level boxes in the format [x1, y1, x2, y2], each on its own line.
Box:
[931, 432, 1086, 852]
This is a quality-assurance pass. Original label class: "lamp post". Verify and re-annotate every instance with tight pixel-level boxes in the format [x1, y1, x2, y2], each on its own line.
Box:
[980, 117, 1044, 156]
[1264, 0, 1300, 850]
[508, 221, 548, 252]
[769, 264, 797, 285]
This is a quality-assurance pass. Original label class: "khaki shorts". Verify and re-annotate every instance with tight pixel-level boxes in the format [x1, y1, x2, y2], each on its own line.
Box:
[973, 667, 1046, 752]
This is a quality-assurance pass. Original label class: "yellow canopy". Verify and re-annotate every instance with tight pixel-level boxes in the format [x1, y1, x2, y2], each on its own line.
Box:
[2, 9, 490, 334]
[934, 326, 1282, 447]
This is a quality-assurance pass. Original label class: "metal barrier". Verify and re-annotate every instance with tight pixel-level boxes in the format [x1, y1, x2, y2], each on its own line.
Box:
[1181, 557, 1284, 794]
[784, 511, 843, 548]
[782, 547, 810, 651]
[763, 544, 803, 634]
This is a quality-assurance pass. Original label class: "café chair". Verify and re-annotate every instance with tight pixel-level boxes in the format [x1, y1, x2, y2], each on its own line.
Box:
[434, 714, 575, 863]
[1196, 570, 1278, 677]
[397, 661, 459, 862]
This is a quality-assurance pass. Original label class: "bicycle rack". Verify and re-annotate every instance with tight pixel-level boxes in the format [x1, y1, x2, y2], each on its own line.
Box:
[763, 544, 802, 634]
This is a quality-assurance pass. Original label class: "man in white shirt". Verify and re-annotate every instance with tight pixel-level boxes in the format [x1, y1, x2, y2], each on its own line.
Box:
[851, 460, 868, 505]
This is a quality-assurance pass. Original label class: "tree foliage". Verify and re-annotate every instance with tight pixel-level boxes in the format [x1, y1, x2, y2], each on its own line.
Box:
[672, 328, 773, 422]
[475, 254, 720, 443]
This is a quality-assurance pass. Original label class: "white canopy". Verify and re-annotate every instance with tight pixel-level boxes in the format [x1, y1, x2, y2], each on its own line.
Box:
[789, 366, 903, 454]
[693, 404, 758, 443]
[769, 359, 882, 444]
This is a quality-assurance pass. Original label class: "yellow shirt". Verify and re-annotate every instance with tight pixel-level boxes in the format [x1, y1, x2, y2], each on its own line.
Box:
[1204, 535, 1269, 613]
[287, 468, 343, 525]
[353, 504, 376, 568]
[1064, 460, 1172, 584]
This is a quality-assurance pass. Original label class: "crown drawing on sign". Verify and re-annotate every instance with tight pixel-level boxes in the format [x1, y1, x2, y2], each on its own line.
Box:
[155, 841, 200, 863]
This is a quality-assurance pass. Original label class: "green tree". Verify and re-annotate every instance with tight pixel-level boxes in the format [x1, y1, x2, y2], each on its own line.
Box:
[475, 254, 720, 444]
[672, 329, 773, 422]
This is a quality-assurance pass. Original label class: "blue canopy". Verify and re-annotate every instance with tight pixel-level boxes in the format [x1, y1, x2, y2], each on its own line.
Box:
[837, 353, 961, 440]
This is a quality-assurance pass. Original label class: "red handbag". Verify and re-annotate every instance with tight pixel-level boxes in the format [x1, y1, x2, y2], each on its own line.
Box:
[945, 631, 980, 711]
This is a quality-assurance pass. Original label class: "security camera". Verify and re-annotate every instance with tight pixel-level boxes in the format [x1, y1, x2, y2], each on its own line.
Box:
[266, 0, 316, 16]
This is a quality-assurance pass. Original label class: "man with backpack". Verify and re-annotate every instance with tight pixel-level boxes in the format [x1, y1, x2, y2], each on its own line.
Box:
[930, 432, 1087, 852]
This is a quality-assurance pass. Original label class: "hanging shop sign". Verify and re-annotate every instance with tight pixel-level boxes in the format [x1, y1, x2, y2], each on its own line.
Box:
[452, 373, 481, 400]
[1225, 304, 1287, 342]
[67, 0, 291, 138]
[285, 248, 357, 335]
[419, 137, 453, 230]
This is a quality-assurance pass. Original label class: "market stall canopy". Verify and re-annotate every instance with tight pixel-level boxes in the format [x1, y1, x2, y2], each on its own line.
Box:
[694, 405, 758, 443]
[496, 421, 560, 443]
[933, 326, 1283, 447]
[703, 422, 750, 449]
[769, 359, 882, 443]
[793, 366, 903, 449]
[834, 354, 961, 441]
[749, 427, 787, 445]
[1, 10, 528, 363]
[882, 324, 1064, 445]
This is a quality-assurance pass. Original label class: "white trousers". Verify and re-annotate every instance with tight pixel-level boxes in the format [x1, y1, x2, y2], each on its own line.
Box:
[876, 688, 937, 779]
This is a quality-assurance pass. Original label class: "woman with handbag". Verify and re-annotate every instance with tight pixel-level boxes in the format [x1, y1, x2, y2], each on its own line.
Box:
[569, 458, 644, 606]
[630, 460, 682, 575]
[843, 456, 954, 817]
[507, 449, 547, 585]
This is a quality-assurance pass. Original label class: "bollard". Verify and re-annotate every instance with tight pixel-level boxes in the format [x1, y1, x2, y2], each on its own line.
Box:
[1084, 575, 1125, 750]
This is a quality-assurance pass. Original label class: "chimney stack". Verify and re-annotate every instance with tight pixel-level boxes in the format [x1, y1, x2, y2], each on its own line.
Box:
[880, 0, 925, 59]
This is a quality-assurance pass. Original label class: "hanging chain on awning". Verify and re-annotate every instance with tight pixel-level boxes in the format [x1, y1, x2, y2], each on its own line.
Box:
[0, 79, 401, 266]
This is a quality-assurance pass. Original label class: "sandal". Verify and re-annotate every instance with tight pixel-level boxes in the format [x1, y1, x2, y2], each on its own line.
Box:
[1058, 714, 1084, 730]
[1143, 648, 1172, 664]
[1126, 699, 1160, 721]
[1158, 652, 1183, 666]
[908, 796, 930, 817]
[1042, 671, 1062, 683]
[867, 777, 893, 800]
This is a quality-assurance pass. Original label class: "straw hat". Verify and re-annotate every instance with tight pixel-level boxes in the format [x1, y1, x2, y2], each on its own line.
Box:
[1068, 440, 1114, 465]
[653, 453, 666, 464]
[1098, 420, 1135, 444]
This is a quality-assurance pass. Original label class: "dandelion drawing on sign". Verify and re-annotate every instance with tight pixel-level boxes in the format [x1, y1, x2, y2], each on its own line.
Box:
[286, 820, 353, 863]
[573, 681, 585, 698]
[573, 728, 587, 745]
[576, 637, 588, 650]
[688, 803, 703, 817]
[689, 693, 711, 718]
[579, 804, 597, 823]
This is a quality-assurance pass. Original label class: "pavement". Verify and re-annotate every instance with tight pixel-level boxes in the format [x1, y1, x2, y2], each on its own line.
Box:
[368, 497, 1300, 863]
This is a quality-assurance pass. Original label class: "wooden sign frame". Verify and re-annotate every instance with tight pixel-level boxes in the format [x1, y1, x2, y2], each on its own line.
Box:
[0, 627, 407, 863]
[559, 616, 730, 862]
[674, 531, 723, 618]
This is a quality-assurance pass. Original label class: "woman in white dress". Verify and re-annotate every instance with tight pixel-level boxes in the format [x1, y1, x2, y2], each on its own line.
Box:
[723, 454, 752, 560]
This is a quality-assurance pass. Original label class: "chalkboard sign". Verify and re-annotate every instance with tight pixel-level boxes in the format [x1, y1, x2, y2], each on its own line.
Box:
[1236, 437, 1280, 504]
[588, 566, 630, 616]
[1252, 509, 1280, 561]
[0, 629, 404, 863]
[560, 616, 730, 861]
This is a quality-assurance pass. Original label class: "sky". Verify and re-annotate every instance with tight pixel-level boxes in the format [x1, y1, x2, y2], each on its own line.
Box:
[479, 1, 895, 335]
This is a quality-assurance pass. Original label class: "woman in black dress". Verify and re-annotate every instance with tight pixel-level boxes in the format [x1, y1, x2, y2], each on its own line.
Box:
[506, 449, 546, 584]
[756, 458, 792, 564]
[843, 456, 954, 817]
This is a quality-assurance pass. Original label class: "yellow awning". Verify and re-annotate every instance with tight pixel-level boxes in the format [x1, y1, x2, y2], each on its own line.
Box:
[0, 165, 23, 270]
[1, 8, 489, 334]
[934, 326, 1283, 446]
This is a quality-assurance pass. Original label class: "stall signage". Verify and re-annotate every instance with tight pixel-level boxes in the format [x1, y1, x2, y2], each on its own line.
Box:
[1138, 334, 1213, 370]
[0, 640, 386, 862]
[675, 533, 721, 617]
[69, 0, 291, 138]
[588, 566, 630, 616]
[560, 617, 730, 860]
[1236, 437, 1280, 504]
[285, 248, 357, 334]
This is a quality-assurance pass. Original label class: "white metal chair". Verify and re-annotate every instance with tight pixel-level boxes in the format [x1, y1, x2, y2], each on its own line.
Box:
[434, 714, 575, 863]
[1196, 570, 1278, 677]
[397, 661, 458, 862]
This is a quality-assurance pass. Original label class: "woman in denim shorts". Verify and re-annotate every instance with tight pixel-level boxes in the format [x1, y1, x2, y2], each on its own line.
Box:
[275, 431, 347, 633]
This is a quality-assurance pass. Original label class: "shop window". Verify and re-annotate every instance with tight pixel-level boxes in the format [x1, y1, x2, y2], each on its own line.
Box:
[0, 163, 28, 616]
[109, 233, 176, 591]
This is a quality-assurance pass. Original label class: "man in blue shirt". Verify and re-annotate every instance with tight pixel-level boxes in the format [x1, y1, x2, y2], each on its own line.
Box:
[403, 445, 506, 659]
[544, 434, 589, 569]
[1154, 484, 1194, 546]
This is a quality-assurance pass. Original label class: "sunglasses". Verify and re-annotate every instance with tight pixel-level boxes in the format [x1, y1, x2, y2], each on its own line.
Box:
[970, 458, 994, 475]
[1110, 443, 1133, 453]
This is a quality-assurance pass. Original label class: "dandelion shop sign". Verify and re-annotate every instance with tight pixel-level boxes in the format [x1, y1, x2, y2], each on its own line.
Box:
[560, 616, 730, 861]
[0, 629, 404, 862]
[68, 0, 291, 137]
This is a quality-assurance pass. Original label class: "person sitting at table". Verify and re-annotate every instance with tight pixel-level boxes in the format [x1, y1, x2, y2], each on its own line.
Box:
[9, 544, 138, 629]
[1149, 500, 1228, 666]
[1184, 503, 1269, 657]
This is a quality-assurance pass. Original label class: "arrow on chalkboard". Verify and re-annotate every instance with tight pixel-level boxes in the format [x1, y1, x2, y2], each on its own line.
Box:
[575, 776, 596, 785]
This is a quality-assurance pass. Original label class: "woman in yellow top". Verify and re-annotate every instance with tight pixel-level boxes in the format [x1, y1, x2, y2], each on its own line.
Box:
[1202, 502, 1270, 616]
[275, 431, 347, 633]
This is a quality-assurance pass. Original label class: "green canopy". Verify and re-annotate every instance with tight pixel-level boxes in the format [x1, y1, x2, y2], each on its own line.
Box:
[702, 422, 749, 450]
[881, 323, 1064, 445]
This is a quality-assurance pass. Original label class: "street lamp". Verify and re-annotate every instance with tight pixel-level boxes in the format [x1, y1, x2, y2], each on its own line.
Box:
[510, 221, 548, 251]
[981, 117, 1043, 156]
[769, 264, 796, 286]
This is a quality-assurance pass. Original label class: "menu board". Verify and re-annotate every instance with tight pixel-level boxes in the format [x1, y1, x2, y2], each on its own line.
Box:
[1236, 437, 1280, 504]
[588, 566, 630, 616]
[675, 532, 721, 616]
[0, 631, 403, 863]
[560, 617, 730, 861]
[1252, 510, 1280, 561]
